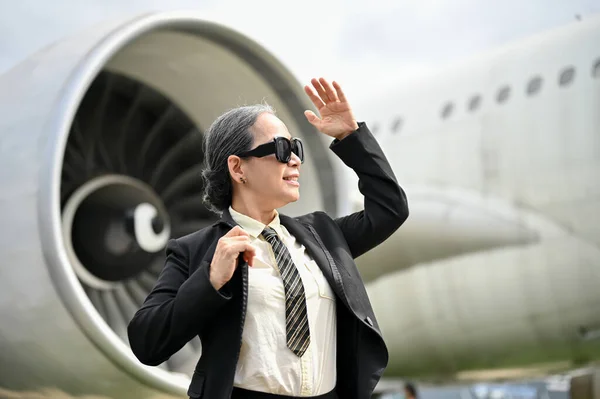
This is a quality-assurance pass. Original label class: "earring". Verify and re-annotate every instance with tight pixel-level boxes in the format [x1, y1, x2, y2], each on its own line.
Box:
[240, 177, 246, 184]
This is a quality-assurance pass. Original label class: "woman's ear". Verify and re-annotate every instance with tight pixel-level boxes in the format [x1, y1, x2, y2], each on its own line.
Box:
[227, 155, 245, 184]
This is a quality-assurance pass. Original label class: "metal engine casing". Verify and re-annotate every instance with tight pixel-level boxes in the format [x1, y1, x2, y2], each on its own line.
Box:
[0, 11, 340, 398]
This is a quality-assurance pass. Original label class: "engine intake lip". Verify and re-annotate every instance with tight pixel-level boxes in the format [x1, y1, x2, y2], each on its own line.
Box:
[36, 11, 336, 396]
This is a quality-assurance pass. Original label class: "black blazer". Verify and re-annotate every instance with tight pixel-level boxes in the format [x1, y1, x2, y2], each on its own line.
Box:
[127, 122, 409, 399]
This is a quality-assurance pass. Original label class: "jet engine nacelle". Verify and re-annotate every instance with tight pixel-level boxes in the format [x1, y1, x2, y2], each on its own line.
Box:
[0, 11, 340, 398]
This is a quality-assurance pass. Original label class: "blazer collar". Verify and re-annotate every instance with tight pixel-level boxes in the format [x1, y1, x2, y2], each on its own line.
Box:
[228, 206, 283, 239]
[217, 207, 238, 228]
[217, 207, 282, 235]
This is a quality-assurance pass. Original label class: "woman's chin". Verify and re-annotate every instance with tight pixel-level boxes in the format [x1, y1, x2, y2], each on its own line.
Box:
[270, 189, 300, 209]
[283, 188, 300, 203]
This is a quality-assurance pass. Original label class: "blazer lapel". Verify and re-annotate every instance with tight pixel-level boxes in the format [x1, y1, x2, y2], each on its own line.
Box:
[279, 215, 339, 298]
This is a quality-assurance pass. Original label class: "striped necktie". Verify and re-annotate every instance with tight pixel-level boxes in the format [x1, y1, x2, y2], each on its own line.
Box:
[261, 226, 311, 357]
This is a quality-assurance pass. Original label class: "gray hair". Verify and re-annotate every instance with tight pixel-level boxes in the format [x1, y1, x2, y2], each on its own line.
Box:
[201, 103, 276, 214]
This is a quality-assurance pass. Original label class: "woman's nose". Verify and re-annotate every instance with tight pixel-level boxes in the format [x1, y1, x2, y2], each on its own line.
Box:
[288, 153, 301, 166]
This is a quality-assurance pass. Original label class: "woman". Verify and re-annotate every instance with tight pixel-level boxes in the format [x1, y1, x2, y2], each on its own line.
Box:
[127, 78, 409, 399]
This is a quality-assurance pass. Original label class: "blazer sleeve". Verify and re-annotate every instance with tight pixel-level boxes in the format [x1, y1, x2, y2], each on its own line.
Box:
[127, 238, 230, 366]
[329, 122, 409, 259]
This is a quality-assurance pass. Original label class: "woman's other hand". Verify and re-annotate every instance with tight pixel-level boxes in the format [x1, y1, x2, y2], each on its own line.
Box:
[209, 226, 256, 290]
[303, 77, 359, 141]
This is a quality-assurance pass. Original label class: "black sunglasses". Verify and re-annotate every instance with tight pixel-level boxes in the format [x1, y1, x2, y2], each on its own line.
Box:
[238, 137, 304, 164]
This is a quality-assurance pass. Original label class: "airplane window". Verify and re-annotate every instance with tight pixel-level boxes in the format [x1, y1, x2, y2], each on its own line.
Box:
[559, 66, 575, 86]
[441, 102, 454, 119]
[526, 76, 542, 96]
[468, 95, 481, 111]
[592, 59, 600, 78]
[496, 85, 510, 104]
[391, 117, 403, 133]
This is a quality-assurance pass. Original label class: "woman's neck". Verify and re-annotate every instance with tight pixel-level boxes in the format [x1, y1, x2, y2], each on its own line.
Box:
[230, 198, 277, 225]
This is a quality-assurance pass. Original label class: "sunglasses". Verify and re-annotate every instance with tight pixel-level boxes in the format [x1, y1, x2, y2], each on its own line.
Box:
[238, 136, 304, 164]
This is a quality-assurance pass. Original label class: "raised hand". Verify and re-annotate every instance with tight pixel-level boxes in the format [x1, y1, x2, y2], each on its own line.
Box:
[304, 77, 359, 140]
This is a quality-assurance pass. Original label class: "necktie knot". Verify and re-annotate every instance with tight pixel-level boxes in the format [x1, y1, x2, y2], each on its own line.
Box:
[261, 226, 278, 242]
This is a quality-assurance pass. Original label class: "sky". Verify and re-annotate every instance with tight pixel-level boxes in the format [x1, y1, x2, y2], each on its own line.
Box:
[1, 0, 599, 97]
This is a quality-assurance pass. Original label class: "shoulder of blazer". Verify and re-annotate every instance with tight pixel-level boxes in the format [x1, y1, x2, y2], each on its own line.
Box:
[293, 210, 334, 226]
[293, 210, 346, 237]
[172, 223, 224, 254]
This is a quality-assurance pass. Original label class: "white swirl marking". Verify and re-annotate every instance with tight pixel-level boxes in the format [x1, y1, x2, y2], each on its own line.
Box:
[133, 203, 170, 252]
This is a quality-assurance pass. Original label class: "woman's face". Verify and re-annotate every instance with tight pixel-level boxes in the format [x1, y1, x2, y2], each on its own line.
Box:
[240, 113, 302, 209]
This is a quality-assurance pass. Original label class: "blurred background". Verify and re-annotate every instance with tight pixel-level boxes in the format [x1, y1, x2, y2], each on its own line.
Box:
[3, 0, 600, 97]
[1, 0, 600, 398]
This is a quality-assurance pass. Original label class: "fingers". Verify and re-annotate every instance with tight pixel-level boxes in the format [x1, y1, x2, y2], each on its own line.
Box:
[332, 81, 348, 103]
[240, 243, 256, 267]
[311, 78, 330, 103]
[243, 247, 256, 267]
[218, 232, 256, 267]
[304, 110, 322, 129]
[306, 77, 344, 105]
[226, 236, 253, 242]
[319, 78, 339, 102]
[221, 226, 257, 266]
[225, 239, 255, 255]
[304, 85, 325, 109]
[221, 235, 251, 246]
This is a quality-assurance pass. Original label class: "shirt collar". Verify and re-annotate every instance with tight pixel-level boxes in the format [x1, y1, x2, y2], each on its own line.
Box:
[228, 206, 282, 238]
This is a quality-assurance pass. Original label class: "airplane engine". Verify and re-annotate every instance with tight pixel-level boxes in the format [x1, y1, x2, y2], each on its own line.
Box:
[0, 11, 339, 398]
